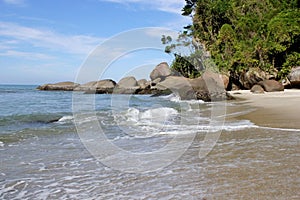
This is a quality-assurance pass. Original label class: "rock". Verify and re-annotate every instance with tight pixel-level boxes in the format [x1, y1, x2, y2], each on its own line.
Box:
[151, 78, 162, 86]
[137, 79, 150, 89]
[113, 87, 140, 94]
[201, 71, 227, 91]
[74, 81, 97, 91]
[222, 74, 230, 90]
[136, 79, 152, 94]
[114, 76, 139, 94]
[250, 85, 265, 94]
[150, 62, 172, 81]
[156, 76, 197, 100]
[75, 79, 116, 94]
[37, 81, 79, 91]
[85, 79, 116, 94]
[191, 71, 227, 101]
[155, 71, 229, 101]
[287, 66, 300, 88]
[239, 68, 266, 89]
[229, 68, 277, 90]
[117, 76, 138, 88]
[258, 80, 284, 92]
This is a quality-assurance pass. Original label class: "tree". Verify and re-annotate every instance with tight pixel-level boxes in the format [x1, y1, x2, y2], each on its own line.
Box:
[180, 0, 300, 79]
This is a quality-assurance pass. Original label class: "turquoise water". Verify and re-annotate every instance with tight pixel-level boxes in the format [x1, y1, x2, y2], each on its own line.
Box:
[0, 85, 299, 199]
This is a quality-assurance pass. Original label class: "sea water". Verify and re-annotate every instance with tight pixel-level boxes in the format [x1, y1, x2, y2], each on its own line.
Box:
[0, 85, 299, 199]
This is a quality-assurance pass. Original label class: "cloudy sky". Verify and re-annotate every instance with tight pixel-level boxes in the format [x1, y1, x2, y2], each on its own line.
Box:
[0, 0, 190, 84]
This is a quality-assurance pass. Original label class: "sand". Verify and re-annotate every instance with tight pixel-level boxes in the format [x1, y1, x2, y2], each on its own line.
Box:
[228, 89, 300, 129]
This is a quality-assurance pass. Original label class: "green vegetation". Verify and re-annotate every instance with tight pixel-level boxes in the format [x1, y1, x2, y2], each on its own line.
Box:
[164, 0, 300, 80]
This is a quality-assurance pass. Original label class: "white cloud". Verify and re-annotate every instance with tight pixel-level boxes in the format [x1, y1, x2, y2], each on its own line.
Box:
[101, 0, 185, 14]
[0, 21, 104, 56]
[0, 50, 55, 60]
[2, 0, 25, 6]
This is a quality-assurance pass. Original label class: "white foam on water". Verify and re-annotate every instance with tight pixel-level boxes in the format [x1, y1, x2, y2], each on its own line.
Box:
[58, 115, 74, 122]
[0, 141, 4, 147]
[140, 107, 178, 121]
[156, 120, 257, 135]
[258, 126, 300, 132]
[125, 107, 178, 124]
[164, 93, 205, 104]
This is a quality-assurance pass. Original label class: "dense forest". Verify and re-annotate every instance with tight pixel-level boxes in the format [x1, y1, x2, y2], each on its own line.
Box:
[163, 0, 300, 82]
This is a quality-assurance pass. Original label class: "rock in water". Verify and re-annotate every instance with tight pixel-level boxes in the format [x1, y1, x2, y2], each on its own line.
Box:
[37, 81, 79, 91]
[258, 80, 284, 92]
[136, 79, 152, 94]
[117, 76, 138, 88]
[137, 79, 148, 89]
[150, 62, 172, 81]
[114, 76, 140, 94]
[74, 81, 98, 91]
[155, 71, 229, 101]
[155, 76, 195, 100]
[194, 71, 228, 101]
[287, 67, 300, 88]
[250, 85, 265, 94]
[83, 79, 116, 94]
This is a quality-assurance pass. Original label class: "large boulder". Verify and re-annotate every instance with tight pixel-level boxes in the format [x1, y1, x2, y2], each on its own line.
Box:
[137, 79, 150, 89]
[135, 79, 152, 94]
[287, 67, 300, 88]
[75, 79, 116, 94]
[192, 71, 228, 101]
[114, 76, 140, 94]
[117, 76, 138, 88]
[155, 76, 194, 99]
[155, 71, 229, 101]
[74, 81, 98, 91]
[258, 80, 284, 92]
[150, 62, 172, 81]
[239, 68, 267, 89]
[230, 68, 276, 90]
[37, 81, 79, 91]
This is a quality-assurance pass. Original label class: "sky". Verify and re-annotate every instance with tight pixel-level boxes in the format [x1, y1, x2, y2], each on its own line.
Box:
[0, 0, 191, 84]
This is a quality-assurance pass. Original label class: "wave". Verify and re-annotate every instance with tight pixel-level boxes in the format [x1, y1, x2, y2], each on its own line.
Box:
[160, 93, 205, 104]
[258, 126, 300, 132]
[123, 107, 178, 123]
[0, 113, 75, 124]
[58, 115, 74, 123]
[1, 114, 53, 124]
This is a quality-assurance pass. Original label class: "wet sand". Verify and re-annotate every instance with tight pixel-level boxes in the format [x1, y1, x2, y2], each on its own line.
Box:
[228, 89, 300, 129]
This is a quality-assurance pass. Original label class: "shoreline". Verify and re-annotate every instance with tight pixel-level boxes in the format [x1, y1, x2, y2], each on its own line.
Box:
[228, 89, 300, 129]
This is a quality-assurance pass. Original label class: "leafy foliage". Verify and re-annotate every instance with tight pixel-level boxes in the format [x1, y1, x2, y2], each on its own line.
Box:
[163, 0, 300, 80]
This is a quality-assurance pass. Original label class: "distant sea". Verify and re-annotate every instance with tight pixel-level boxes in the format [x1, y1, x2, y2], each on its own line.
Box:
[0, 85, 299, 199]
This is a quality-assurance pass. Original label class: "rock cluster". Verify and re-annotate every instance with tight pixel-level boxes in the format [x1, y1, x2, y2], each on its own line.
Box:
[37, 62, 233, 101]
[39, 61, 297, 100]
[250, 80, 284, 93]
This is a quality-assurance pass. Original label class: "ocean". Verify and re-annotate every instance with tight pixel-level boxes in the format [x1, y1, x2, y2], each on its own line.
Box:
[0, 85, 299, 199]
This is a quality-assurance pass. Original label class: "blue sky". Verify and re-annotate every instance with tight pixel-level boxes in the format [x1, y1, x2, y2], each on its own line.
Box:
[0, 0, 190, 84]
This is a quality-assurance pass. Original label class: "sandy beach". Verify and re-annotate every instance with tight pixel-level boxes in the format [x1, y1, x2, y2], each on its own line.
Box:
[228, 89, 300, 129]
